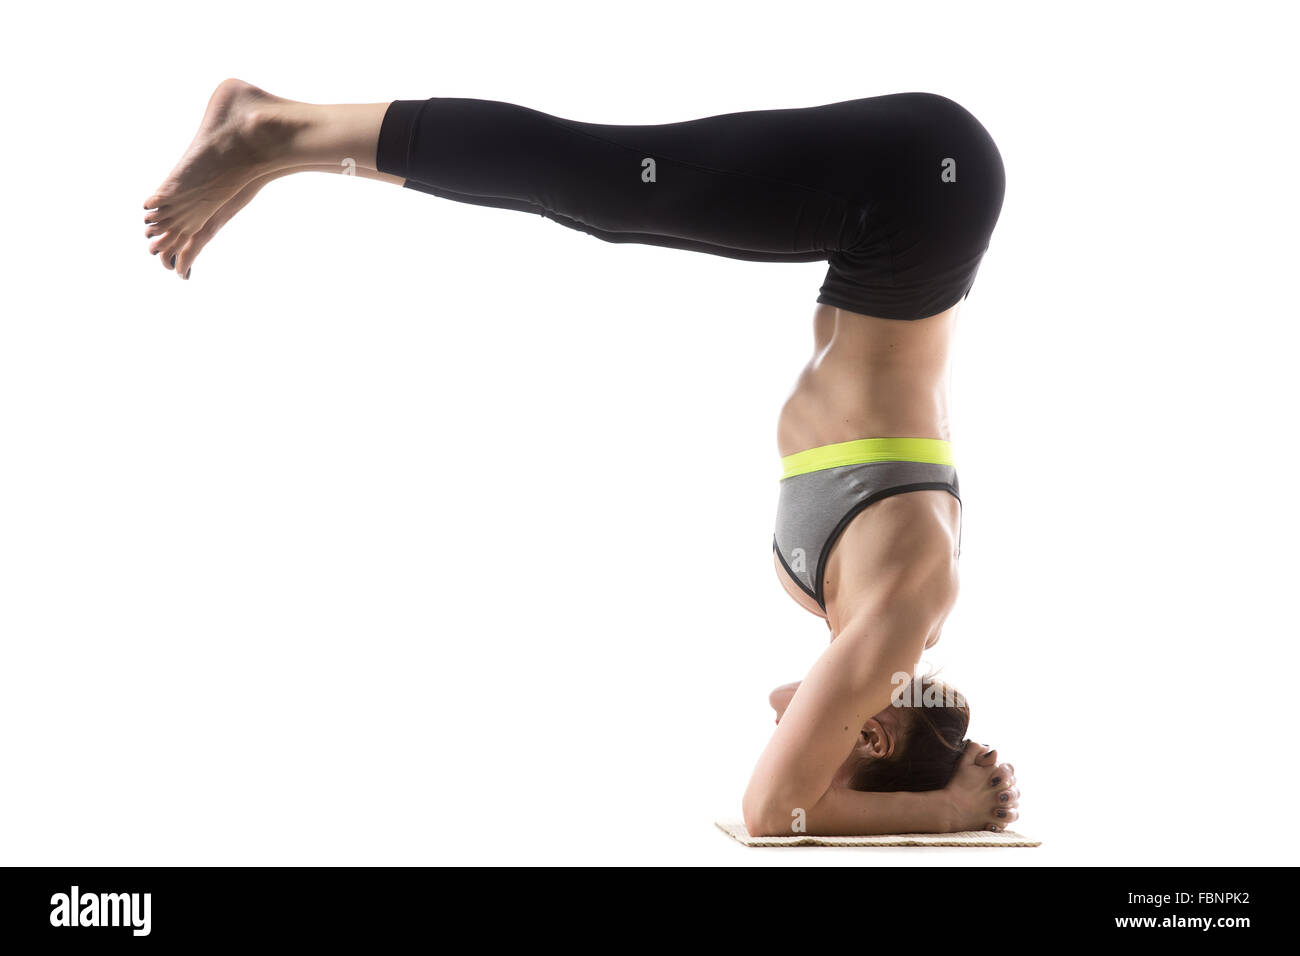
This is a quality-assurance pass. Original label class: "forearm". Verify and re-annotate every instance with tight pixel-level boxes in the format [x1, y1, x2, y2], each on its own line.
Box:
[800, 786, 953, 836]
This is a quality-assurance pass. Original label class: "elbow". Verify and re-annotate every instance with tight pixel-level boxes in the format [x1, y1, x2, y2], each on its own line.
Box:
[742, 789, 793, 839]
[742, 807, 785, 839]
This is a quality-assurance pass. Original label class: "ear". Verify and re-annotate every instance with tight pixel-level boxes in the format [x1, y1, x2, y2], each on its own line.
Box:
[859, 716, 900, 758]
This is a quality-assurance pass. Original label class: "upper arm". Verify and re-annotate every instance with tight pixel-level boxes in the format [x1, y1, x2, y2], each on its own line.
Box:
[742, 613, 934, 834]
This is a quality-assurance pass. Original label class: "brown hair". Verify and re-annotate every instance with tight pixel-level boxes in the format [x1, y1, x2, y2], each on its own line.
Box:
[848, 677, 970, 792]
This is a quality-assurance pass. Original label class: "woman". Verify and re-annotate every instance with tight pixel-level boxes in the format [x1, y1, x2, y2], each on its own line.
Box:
[144, 81, 1020, 835]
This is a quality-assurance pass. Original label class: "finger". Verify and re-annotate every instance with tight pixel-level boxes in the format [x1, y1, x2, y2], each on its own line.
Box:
[991, 807, 1019, 827]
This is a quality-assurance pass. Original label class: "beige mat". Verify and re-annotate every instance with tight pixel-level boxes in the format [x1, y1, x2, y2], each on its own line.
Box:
[716, 820, 1040, 847]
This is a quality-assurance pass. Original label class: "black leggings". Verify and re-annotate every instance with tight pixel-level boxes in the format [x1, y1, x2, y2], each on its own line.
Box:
[375, 92, 1004, 321]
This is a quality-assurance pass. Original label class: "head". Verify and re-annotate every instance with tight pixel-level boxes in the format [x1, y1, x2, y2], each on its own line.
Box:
[842, 676, 970, 792]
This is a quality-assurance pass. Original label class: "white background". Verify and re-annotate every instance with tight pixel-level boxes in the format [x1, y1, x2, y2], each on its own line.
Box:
[2, 1, 1296, 866]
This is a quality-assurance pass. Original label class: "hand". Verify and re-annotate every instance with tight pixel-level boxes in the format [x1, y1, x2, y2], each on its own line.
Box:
[941, 740, 1020, 832]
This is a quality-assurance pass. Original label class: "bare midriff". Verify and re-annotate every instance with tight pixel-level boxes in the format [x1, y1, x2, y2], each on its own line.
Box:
[777, 303, 958, 458]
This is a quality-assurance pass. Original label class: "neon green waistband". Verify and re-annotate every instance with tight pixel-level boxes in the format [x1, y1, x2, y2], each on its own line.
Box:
[780, 437, 954, 480]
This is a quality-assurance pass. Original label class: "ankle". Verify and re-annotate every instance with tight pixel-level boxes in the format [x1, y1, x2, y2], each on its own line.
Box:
[239, 103, 313, 171]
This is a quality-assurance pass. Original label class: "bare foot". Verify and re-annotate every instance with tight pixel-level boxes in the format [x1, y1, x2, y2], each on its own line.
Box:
[164, 170, 282, 278]
[158, 162, 396, 277]
[143, 79, 302, 277]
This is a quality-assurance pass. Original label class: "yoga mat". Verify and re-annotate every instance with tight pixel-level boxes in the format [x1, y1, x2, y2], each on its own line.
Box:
[716, 820, 1040, 848]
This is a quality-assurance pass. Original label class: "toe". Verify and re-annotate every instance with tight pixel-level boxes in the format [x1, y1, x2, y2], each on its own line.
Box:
[184, 228, 214, 269]
[174, 240, 197, 278]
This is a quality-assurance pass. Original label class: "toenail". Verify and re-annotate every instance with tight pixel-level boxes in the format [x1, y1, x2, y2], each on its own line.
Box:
[185, 268, 191, 279]
[991, 777, 1001, 786]
[999, 792, 1009, 802]
[170, 254, 176, 267]
[996, 809, 1006, 818]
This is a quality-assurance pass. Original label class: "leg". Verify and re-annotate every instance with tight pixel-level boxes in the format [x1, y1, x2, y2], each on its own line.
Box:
[145, 83, 872, 283]
[376, 94, 1004, 319]
[144, 85, 1002, 320]
[374, 97, 860, 263]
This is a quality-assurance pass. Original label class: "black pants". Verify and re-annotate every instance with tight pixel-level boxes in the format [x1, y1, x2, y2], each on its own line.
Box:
[375, 92, 1004, 321]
